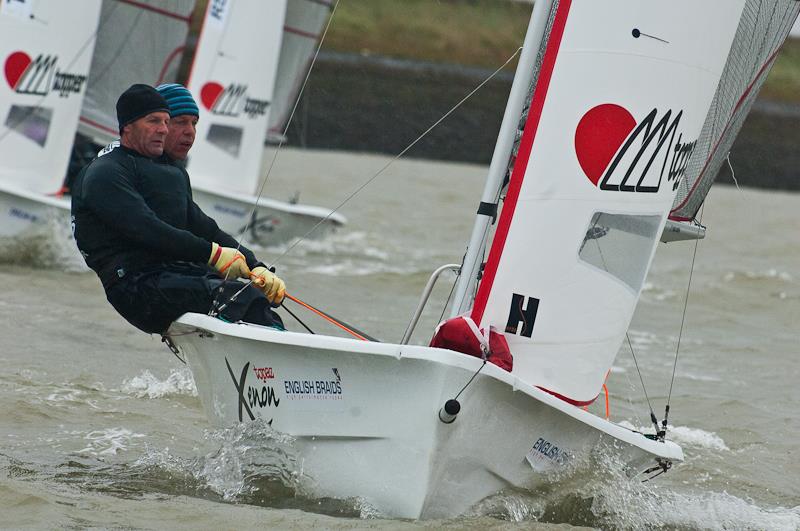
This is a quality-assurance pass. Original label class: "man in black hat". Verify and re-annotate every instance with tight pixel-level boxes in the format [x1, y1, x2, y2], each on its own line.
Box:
[71, 84, 286, 335]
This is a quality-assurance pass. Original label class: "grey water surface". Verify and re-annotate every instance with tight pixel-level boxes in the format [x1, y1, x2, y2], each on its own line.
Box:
[1, 148, 798, 530]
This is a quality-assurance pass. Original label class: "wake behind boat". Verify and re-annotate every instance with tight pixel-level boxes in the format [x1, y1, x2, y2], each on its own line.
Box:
[167, 0, 799, 519]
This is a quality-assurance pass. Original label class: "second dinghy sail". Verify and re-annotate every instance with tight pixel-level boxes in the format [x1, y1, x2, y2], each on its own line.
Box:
[267, 0, 333, 144]
[77, 0, 195, 144]
[185, 0, 345, 246]
[166, 0, 798, 520]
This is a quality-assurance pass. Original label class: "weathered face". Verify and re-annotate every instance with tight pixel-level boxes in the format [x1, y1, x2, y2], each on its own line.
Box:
[121, 111, 169, 158]
[164, 114, 198, 161]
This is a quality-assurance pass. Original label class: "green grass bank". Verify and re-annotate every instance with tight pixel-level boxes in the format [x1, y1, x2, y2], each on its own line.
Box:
[189, 0, 800, 101]
[327, 0, 800, 102]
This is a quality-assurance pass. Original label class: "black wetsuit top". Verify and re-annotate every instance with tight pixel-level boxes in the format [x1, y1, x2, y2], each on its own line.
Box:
[71, 145, 258, 289]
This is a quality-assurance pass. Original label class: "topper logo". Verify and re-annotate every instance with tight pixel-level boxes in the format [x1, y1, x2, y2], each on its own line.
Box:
[4, 51, 86, 97]
[199, 81, 270, 118]
[574, 104, 695, 193]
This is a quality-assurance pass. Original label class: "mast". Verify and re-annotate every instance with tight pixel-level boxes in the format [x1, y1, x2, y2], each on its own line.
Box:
[450, 0, 555, 317]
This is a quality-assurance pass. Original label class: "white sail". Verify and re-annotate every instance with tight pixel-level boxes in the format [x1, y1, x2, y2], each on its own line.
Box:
[186, 0, 287, 195]
[78, 0, 195, 144]
[267, 0, 332, 142]
[470, 0, 745, 404]
[0, 0, 102, 193]
[670, 1, 800, 221]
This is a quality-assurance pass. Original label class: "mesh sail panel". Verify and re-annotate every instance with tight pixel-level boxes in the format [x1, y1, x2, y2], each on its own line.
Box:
[78, 0, 196, 144]
[267, 0, 332, 140]
[670, 1, 800, 221]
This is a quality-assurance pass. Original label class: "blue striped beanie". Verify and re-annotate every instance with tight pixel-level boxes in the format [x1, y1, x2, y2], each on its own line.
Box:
[155, 83, 199, 118]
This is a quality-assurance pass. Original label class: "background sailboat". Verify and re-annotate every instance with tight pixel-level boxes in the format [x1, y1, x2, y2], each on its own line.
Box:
[0, 0, 102, 268]
[75, 0, 344, 248]
[166, 0, 800, 519]
[185, 0, 345, 247]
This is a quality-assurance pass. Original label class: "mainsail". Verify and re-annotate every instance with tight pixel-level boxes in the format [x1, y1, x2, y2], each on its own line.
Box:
[670, 1, 800, 221]
[0, 0, 102, 193]
[78, 0, 195, 144]
[186, 0, 287, 195]
[468, 0, 745, 404]
[267, 0, 333, 142]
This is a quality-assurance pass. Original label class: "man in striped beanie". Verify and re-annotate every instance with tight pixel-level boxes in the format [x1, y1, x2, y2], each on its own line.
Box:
[156, 83, 200, 161]
[155, 83, 286, 306]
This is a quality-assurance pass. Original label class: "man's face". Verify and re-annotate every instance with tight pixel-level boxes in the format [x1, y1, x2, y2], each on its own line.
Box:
[164, 114, 198, 160]
[122, 111, 169, 157]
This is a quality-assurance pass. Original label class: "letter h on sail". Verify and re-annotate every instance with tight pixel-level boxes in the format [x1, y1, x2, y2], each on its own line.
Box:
[505, 293, 540, 338]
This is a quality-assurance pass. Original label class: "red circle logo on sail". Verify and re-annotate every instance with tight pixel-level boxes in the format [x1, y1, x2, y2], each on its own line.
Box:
[574, 103, 636, 186]
[200, 81, 224, 110]
[4, 51, 32, 90]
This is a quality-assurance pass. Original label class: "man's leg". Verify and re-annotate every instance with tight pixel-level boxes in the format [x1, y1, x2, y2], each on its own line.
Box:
[107, 263, 282, 334]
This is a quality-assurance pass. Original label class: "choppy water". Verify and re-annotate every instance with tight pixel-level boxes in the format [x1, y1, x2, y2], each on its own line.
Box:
[1, 148, 798, 529]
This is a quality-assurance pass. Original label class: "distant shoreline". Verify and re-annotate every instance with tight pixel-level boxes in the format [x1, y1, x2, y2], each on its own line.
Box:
[283, 52, 799, 192]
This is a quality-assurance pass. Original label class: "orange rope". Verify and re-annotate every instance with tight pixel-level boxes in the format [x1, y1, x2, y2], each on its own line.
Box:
[284, 293, 368, 341]
[218, 254, 243, 274]
[602, 383, 610, 419]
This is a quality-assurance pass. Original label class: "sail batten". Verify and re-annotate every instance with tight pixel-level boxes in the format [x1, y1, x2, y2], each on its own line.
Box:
[185, 0, 287, 195]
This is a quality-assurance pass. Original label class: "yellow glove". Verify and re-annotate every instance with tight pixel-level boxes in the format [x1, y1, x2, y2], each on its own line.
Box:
[208, 242, 251, 279]
[250, 266, 286, 305]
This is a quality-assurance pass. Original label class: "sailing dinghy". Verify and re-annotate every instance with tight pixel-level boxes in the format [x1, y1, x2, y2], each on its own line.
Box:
[0, 0, 102, 268]
[167, 0, 800, 519]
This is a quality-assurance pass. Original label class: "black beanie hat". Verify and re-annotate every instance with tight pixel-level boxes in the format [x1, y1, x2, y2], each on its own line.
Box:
[116, 84, 170, 132]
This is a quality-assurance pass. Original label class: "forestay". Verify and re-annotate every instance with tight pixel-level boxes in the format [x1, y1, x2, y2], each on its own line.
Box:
[267, 0, 333, 142]
[78, 0, 195, 145]
[0, 0, 102, 193]
[470, 0, 744, 404]
[186, 0, 287, 195]
[670, 0, 800, 221]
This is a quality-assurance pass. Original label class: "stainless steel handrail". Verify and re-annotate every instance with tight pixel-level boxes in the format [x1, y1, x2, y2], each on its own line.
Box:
[401, 264, 460, 345]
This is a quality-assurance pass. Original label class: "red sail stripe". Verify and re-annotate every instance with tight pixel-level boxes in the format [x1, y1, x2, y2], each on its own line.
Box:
[471, 0, 573, 324]
[116, 0, 192, 24]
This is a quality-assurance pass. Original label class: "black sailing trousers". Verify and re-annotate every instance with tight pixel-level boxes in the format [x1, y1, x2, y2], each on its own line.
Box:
[105, 262, 283, 334]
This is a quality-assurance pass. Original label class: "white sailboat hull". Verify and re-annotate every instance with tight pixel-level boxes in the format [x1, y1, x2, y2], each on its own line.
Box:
[0, 182, 85, 270]
[169, 313, 683, 519]
[191, 184, 345, 247]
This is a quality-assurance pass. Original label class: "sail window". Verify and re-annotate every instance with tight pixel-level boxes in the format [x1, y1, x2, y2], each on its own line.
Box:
[206, 124, 243, 157]
[578, 212, 661, 292]
[4, 105, 52, 147]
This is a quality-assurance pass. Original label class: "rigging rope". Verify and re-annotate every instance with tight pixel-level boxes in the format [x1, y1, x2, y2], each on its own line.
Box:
[268, 46, 523, 268]
[589, 215, 659, 434]
[210, 0, 342, 314]
[664, 202, 706, 433]
[211, 38, 523, 317]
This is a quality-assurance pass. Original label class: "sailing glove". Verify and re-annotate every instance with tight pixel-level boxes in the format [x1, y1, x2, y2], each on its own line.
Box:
[208, 242, 251, 279]
[250, 266, 286, 305]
